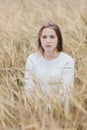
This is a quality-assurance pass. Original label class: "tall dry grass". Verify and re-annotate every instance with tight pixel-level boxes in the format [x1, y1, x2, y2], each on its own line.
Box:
[0, 0, 87, 130]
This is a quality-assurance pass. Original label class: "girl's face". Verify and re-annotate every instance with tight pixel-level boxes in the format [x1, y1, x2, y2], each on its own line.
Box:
[40, 27, 58, 53]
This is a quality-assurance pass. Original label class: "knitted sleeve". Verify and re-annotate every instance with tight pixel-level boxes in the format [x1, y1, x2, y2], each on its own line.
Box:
[24, 55, 35, 93]
[61, 59, 75, 98]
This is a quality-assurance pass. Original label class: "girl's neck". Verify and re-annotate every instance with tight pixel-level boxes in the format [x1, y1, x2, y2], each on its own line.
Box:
[43, 51, 60, 61]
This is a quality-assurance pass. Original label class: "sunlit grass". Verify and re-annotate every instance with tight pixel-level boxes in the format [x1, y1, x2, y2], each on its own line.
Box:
[0, 0, 87, 130]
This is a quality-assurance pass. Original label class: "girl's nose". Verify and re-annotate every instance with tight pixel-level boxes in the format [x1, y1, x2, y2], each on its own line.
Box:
[46, 37, 50, 42]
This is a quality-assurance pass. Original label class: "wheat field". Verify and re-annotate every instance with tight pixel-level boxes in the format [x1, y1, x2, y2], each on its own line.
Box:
[0, 0, 87, 130]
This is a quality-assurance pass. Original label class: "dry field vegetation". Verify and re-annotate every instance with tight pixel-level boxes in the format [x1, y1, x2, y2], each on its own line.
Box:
[0, 0, 87, 130]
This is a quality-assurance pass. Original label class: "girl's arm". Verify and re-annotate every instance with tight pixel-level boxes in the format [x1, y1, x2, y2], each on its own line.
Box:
[24, 56, 34, 93]
[61, 59, 75, 97]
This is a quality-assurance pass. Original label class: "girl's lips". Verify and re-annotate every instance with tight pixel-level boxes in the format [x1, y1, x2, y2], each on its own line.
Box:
[45, 45, 51, 48]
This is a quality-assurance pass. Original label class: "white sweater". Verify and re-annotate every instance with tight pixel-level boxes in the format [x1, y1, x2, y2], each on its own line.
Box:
[25, 52, 75, 96]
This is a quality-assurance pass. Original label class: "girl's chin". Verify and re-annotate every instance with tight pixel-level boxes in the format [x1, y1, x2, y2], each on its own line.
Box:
[44, 48, 52, 51]
[44, 49, 54, 53]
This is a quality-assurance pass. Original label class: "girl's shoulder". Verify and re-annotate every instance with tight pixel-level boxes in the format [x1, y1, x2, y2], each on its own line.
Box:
[60, 52, 75, 63]
[27, 52, 41, 62]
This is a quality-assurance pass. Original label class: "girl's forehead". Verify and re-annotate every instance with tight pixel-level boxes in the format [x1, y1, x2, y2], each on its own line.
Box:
[41, 27, 56, 35]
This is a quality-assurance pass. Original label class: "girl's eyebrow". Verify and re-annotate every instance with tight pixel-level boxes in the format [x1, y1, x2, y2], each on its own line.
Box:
[41, 34, 46, 36]
[41, 35, 47, 37]
[50, 34, 56, 36]
[41, 34, 56, 36]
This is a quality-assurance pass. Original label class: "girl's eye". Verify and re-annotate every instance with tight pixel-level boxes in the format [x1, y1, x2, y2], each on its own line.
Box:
[50, 35, 55, 38]
[41, 35, 55, 39]
[42, 36, 47, 39]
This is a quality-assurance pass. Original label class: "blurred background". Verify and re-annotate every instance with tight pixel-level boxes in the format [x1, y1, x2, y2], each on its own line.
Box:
[0, 0, 87, 130]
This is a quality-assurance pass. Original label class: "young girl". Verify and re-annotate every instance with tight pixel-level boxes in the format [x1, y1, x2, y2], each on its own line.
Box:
[24, 21, 75, 98]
